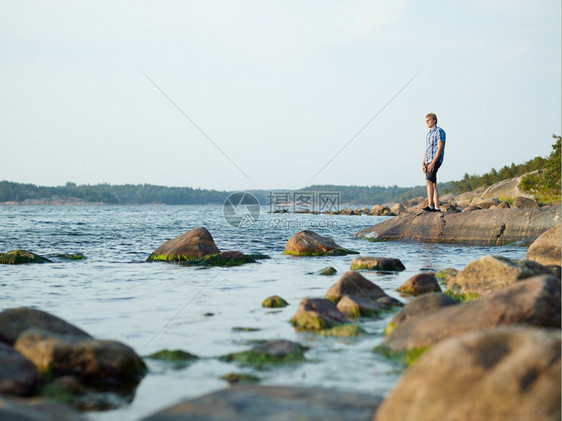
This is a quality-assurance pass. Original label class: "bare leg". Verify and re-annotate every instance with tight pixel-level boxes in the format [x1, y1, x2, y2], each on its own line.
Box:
[432, 182, 440, 209]
[425, 180, 435, 208]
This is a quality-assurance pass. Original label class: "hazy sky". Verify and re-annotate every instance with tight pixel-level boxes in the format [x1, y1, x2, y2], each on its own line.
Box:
[1, 0, 560, 191]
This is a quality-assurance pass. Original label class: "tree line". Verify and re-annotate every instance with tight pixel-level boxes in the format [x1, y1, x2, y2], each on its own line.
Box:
[1, 135, 558, 205]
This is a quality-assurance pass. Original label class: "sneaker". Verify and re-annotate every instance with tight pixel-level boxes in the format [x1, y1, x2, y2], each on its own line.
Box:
[421, 206, 433, 212]
[432, 207, 441, 212]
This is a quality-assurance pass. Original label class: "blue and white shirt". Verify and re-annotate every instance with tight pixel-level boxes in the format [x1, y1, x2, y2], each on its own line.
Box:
[425, 126, 446, 165]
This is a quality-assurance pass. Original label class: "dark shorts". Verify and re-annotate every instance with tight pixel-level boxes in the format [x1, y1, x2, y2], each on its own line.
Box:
[425, 162, 442, 183]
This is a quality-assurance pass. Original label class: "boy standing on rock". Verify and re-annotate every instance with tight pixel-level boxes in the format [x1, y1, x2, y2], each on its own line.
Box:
[422, 113, 446, 212]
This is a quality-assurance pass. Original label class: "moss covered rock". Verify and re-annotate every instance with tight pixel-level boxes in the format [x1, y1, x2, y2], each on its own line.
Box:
[222, 340, 308, 367]
[220, 373, 260, 385]
[146, 349, 198, 363]
[262, 296, 289, 308]
[317, 266, 337, 276]
[147, 226, 220, 262]
[350, 256, 405, 271]
[0, 250, 52, 265]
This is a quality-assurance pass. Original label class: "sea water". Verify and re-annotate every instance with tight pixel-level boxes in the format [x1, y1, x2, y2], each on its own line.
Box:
[0, 205, 528, 420]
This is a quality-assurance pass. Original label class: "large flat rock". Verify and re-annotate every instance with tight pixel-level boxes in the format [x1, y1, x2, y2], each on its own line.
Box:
[142, 386, 381, 421]
[355, 207, 560, 245]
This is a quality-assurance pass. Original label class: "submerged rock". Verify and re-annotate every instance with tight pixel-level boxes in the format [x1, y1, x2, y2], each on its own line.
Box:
[374, 327, 561, 421]
[0, 250, 52, 265]
[350, 257, 405, 271]
[317, 266, 337, 276]
[262, 295, 289, 308]
[0, 396, 86, 421]
[222, 339, 308, 366]
[283, 230, 358, 256]
[526, 224, 561, 267]
[447, 255, 552, 298]
[141, 385, 382, 421]
[146, 349, 198, 363]
[397, 273, 441, 296]
[220, 373, 260, 385]
[376, 275, 560, 361]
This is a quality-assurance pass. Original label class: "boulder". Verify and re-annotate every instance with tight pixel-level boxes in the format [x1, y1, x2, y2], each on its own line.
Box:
[513, 196, 540, 209]
[0, 308, 92, 346]
[222, 339, 308, 366]
[376, 275, 560, 358]
[390, 203, 407, 215]
[397, 273, 441, 295]
[447, 255, 553, 298]
[337, 295, 400, 319]
[283, 230, 358, 256]
[350, 257, 405, 271]
[147, 226, 221, 262]
[0, 396, 86, 421]
[471, 197, 499, 209]
[14, 328, 147, 384]
[374, 327, 561, 421]
[355, 207, 560, 245]
[290, 298, 361, 336]
[325, 271, 390, 303]
[383, 293, 459, 335]
[526, 224, 561, 267]
[481, 175, 534, 201]
[0, 342, 37, 396]
[434, 267, 458, 285]
[141, 386, 382, 421]
[0, 250, 52, 265]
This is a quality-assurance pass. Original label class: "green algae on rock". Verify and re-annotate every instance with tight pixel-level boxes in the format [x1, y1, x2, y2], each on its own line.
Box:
[0, 250, 52, 265]
[350, 257, 405, 271]
[146, 349, 198, 363]
[317, 266, 337, 276]
[262, 295, 289, 308]
[220, 373, 261, 385]
[56, 253, 87, 261]
[221, 339, 308, 367]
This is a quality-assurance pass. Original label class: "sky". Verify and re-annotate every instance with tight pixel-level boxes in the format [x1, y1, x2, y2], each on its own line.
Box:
[0, 0, 560, 191]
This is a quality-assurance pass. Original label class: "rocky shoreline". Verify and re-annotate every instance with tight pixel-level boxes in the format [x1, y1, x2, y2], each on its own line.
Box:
[1, 215, 560, 419]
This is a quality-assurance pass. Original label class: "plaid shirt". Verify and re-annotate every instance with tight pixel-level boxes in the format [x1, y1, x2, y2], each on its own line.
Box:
[425, 125, 446, 164]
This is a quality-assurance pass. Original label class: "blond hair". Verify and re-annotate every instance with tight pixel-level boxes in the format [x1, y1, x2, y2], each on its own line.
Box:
[426, 113, 438, 124]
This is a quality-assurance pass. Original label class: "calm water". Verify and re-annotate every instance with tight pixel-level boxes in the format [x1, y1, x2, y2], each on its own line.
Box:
[0, 205, 528, 420]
